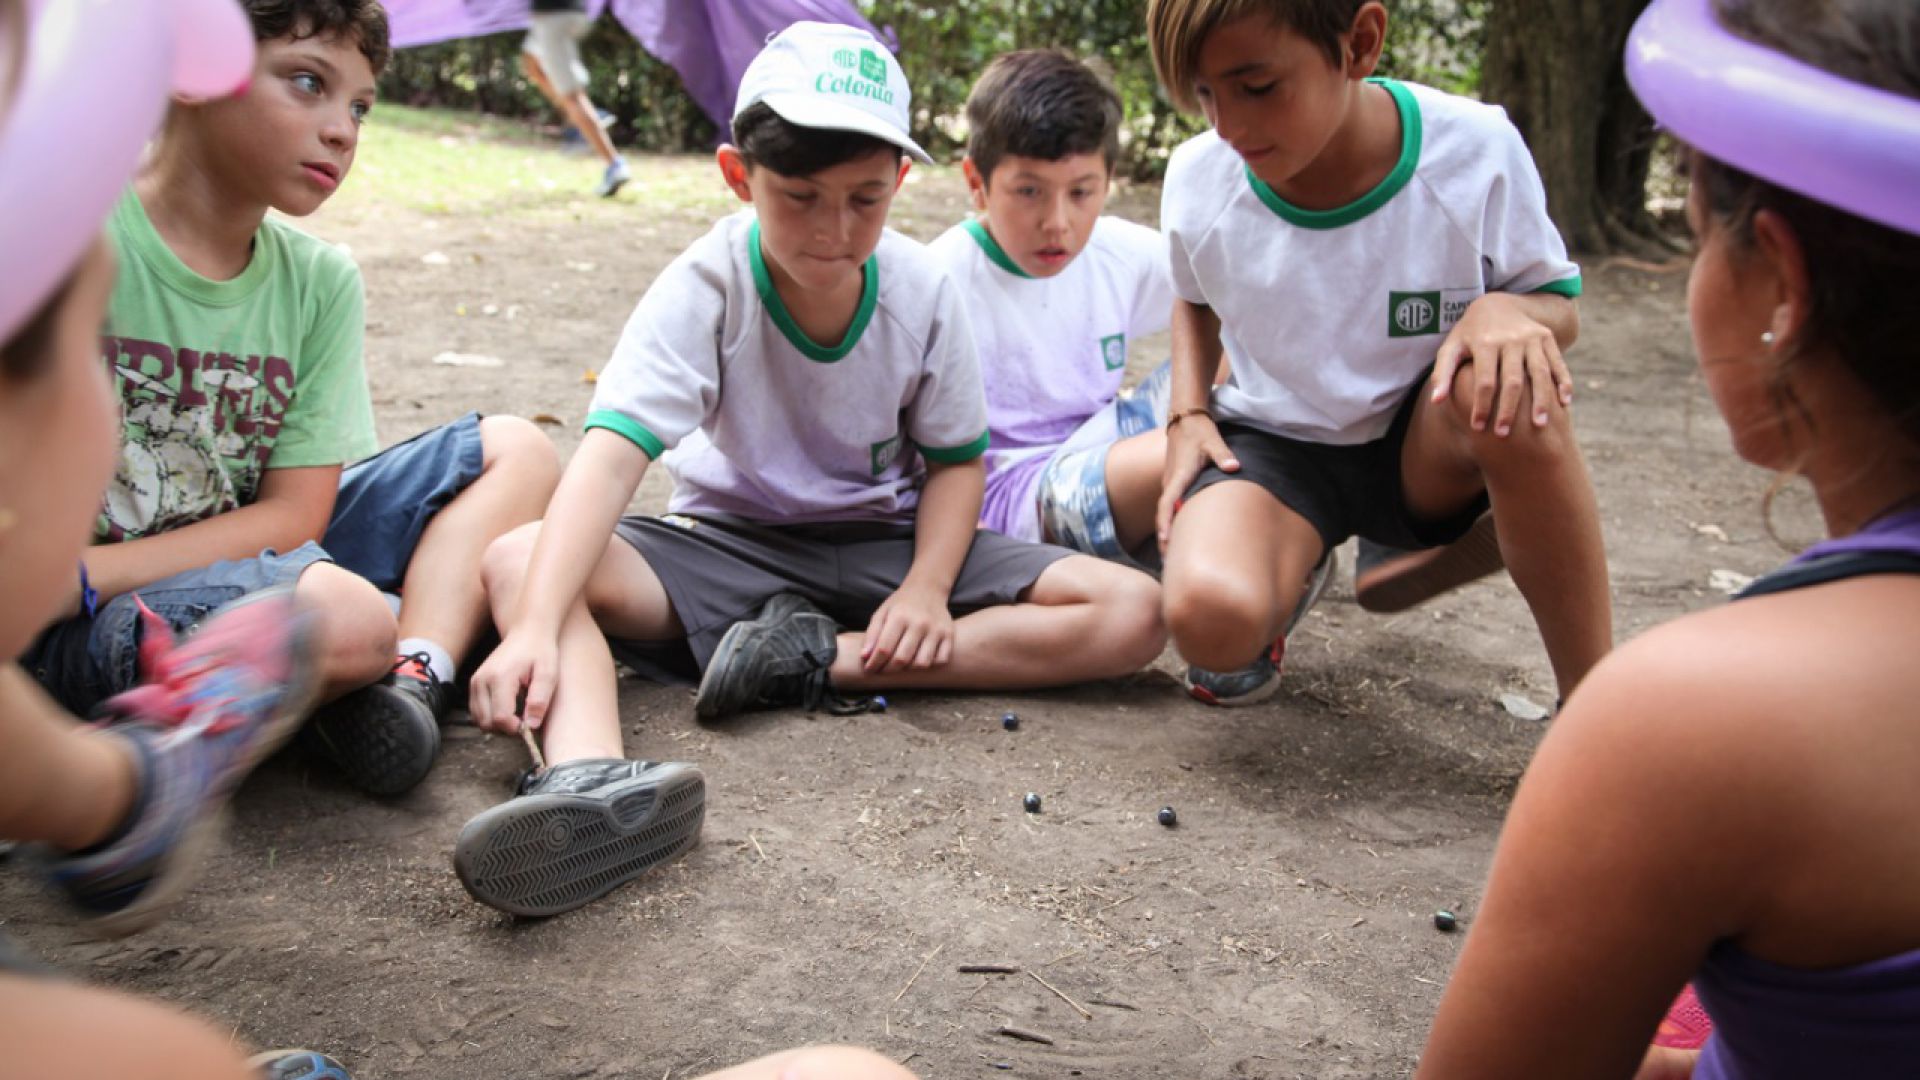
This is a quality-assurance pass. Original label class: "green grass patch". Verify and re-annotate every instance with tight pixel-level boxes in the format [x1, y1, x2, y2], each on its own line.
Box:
[329, 104, 736, 221]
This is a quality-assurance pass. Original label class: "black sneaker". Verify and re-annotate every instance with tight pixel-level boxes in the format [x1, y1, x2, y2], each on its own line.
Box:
[453, 758, 705, 917]
[694, 593, 876, 720]
[301, 653, 445, 796]
[248, 1050, 352, 1079]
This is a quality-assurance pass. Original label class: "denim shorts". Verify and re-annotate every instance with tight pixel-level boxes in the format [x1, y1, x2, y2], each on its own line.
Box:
[24, 414, 485, 714]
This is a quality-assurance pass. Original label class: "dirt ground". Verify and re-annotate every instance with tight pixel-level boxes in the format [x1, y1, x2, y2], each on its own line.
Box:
[2, 143, 1823, 1078]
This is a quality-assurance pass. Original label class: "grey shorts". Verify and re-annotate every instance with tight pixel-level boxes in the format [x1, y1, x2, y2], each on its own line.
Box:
[609, 513, 1074, 684]
[1185, 374, 1488, 555]
[523, 10, 591, 94]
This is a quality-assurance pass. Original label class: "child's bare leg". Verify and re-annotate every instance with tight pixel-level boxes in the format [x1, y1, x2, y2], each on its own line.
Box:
[831, 556, 1163, 691]
[480, 522, 683, 763]
[394, 416, 560, 661]
[1161, 480, 1324, 672]
[1401, 364, 1611, 696]
[560, 89, 619, 165]
[0, 665, 135, 850]
[694, 1046, 917, 1080]
[1103, 429, 1168, 554]
[294, 562, 397, 700]
[0, 976, 255, 1080]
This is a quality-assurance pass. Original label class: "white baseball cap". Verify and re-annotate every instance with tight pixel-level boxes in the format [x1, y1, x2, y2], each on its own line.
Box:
[732, 21, 932, 164]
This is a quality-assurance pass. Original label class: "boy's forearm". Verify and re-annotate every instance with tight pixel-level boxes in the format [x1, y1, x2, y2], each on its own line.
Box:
[508, 429, 651, 636]
[84, 492, 333, 602]
[1170, 299, 1225, 412]
[903, 458, 984, 596]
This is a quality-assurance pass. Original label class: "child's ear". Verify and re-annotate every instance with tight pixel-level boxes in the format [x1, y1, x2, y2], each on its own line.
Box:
[716, 145, 753, 202]
[960, 157, 988, 212]
[1749, 208, 1812, 353]
[1344, 2, 1388, 79]
[896, 156, 911, 191]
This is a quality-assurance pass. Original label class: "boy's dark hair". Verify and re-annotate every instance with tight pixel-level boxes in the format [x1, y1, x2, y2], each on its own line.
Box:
[964, 50, 1123, 183]
[1695, 0, 1920, 448]
[731, 102, 902, 177]
[1147, 0, 1366, 111]
[243, 0, 391, 77]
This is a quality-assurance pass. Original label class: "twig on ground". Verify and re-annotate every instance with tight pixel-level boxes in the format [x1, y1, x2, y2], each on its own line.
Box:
[1028, 969, 1092, 1020]
[958, 964, 1020, 974]
[996, 1026, 1056, 1046]
[893, 943, 945, 1004]
[749, 833, 766, 862]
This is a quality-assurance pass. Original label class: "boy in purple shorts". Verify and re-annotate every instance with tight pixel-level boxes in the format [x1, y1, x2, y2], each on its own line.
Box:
[23, 0, 561, 797]
[466, 22, 1164, 916]
[930, 50, 1181, 575]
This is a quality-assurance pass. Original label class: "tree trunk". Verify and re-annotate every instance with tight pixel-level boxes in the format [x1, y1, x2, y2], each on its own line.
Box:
[1480, 0, 1658, 255]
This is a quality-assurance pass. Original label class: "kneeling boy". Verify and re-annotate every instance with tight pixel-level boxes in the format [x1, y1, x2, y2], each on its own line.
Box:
[931, 50, 1179, 572]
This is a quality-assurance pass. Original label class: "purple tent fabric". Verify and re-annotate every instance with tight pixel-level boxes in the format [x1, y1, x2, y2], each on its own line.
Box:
[383, 0, 889, 130]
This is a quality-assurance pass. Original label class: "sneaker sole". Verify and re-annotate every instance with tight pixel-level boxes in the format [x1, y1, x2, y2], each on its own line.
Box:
[89, 589, 323, 939]
[453, 764, 706, 917]
[1182, 667, 1285, 708]
[305, 687, 441, 796]
[1355, 513, 1504, 614]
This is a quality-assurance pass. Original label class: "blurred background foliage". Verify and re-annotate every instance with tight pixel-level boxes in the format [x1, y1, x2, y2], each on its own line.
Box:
[378, 1, 1488, 178]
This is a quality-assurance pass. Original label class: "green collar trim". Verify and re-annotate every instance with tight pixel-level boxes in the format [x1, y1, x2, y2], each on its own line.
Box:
[748, 219, 879, 364]
[1244, 78, 1422, 230]
[962, 218, 1032, 280]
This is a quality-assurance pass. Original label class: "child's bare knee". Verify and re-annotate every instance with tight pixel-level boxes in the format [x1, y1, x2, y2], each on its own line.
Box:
[480, 415, 563, 497]
[295, 563, 396, 686]
[1099, 569, 1168, 671]
[1165, 572, 1267, 670]
[754, 1046, 917, 1080]
[481, 523, 542, 595]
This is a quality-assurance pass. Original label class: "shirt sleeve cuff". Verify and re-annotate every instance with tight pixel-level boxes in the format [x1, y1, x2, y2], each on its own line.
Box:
[583, 410, 666, 460]
[916, 429, 991, 464]
[1531, 274, 1583, 299]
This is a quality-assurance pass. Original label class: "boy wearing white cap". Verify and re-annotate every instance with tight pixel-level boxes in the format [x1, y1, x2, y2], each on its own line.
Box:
[458, 23, 1165, 916]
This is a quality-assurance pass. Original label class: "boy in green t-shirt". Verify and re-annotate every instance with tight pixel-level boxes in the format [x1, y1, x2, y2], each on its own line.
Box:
[22, 0, 562, 798]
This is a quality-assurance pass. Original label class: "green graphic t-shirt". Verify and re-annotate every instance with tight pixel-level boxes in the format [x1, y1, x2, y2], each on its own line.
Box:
[98, 190, 378, 541]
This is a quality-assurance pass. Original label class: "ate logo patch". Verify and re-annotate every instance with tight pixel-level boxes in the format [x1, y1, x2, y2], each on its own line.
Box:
[858, 48, 887, 85]
[869, 434, 903, 476]
[1388, 288, 1478, 338]
[1099, 333, 1127, 371]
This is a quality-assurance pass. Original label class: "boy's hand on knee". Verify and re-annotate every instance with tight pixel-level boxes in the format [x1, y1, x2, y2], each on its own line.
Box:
[862, 580, 954, 674]
[1432, 293, 1574, 437]
[469, 631, 559, 735]
[1156, 413, 1237, 552]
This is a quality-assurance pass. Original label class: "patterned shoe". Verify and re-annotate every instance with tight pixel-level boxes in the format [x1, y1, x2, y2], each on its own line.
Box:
[302, 652, 445, 796]
[1183, 549, 1338, 708]
[248, 1049, 353, 1079]
[1354, 512, 1504, 613]
[46, 588, 319, 937]
[694, 593, 875, 720]
[453, 758, 706, 917]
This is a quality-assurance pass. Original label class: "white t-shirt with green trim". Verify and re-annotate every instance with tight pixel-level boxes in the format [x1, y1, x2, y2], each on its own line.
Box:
[929, 215, 1172, 541]
[586, 211, 990, 524]
[1162, 78, 1582, 446]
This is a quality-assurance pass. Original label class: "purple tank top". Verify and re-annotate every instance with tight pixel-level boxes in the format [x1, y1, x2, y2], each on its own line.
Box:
[1791, 507, 1920, 565]
[1694, 506, 1920, 1078]
[1694, 941, 1920, 1079]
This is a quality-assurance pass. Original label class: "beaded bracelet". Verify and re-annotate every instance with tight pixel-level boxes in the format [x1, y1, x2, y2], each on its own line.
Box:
[1165, 406, 1213, 430]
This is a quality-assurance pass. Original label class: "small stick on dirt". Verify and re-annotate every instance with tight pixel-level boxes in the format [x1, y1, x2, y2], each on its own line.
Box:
[958, 964, 1020, 974]
[1028, 969, 1092, 1020]
[1101, 894, 1136, 912]
[1086, 998, 1139, 1012]
[898, 1052, 919, 1066]
[749, 833, 766, 862]
[519, 724, 546, 771]
[1040, 950, 1081, 968]
[893, 943, 945, 1004]
[996, 1026, 1056, 1046]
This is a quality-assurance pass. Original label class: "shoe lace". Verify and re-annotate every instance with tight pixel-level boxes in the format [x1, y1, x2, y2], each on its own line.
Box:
[391, 651, 435, 683]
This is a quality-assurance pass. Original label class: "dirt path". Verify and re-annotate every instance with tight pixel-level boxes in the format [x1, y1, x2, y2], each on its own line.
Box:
[1, 151, 1819, 1078]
